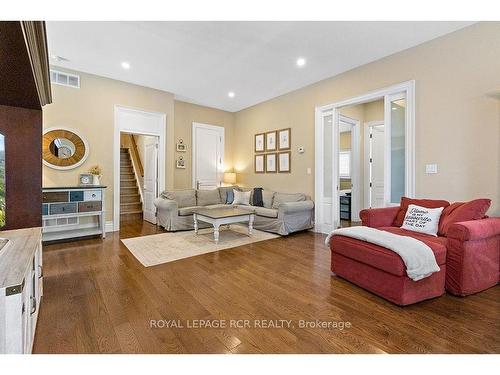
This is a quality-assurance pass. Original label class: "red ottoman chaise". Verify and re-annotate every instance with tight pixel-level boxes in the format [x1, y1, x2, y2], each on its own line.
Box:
[329, 198, 500, 305]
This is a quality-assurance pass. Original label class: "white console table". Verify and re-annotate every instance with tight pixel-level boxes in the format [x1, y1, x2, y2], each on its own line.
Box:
[42, 186, 107, 242]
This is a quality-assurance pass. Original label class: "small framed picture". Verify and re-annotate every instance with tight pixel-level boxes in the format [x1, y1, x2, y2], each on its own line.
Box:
[265, 131, 277, 151]
[255, 154, 265, 173]
[255, 133, 265, 153]
[176, 156, 186, 169]
[79, 173, 93, 186]
[278, 128, 291, 150]
[278, 151, 291, 173]
[265, 153, 277, 173]
[176, 140, 187, 152]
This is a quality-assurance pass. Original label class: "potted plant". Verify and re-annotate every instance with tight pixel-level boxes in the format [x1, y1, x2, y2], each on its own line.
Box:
[89, 165, 102, 186]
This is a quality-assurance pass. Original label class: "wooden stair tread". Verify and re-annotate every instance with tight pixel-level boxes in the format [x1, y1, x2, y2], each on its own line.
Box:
[120, 210, 143, 215]
[120, 146, 142, 216]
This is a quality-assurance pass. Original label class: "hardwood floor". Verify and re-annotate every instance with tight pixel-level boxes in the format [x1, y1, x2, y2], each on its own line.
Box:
[33, 220, 500, 354]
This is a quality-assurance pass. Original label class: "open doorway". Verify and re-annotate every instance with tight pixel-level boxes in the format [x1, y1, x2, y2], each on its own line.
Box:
[120, 133, 159, 224]
[315, 81, 415, 233]
[338, 99, 385, 225]
[114, 106, 166, 232]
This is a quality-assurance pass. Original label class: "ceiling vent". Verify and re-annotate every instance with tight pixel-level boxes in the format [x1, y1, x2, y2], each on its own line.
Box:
[50, 69, 80, 88]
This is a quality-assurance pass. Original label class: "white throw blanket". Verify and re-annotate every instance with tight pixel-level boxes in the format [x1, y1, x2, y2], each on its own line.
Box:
[325, 227, 440, 281]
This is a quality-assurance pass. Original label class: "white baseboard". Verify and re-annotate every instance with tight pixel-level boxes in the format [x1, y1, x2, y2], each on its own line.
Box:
[105, 221, 116, 232]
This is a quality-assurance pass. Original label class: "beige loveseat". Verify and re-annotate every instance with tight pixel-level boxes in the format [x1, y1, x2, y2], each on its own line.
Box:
[153, 186, 314, 235]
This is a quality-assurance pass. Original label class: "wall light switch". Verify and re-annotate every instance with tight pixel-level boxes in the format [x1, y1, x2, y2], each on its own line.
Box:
[307, 167, 312, 175]
[426, 164, 438, 174]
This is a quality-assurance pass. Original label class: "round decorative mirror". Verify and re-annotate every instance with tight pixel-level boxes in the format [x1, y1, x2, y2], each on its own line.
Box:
[42, 128, 89, 170]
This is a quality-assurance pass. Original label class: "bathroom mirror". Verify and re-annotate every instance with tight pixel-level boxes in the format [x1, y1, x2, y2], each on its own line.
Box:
[42, 128, 89, 170]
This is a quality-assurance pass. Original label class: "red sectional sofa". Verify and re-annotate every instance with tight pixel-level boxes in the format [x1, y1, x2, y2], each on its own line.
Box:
[329, 199, 500, 305]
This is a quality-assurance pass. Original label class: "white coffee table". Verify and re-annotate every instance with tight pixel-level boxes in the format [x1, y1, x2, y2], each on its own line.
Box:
[193, 207, 255, 244]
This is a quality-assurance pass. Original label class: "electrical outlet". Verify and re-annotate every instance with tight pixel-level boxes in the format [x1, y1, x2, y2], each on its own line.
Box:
[425, 164, 438, 174]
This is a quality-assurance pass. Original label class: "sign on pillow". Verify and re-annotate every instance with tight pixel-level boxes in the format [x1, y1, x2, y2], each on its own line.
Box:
[401, 204, 445, 236]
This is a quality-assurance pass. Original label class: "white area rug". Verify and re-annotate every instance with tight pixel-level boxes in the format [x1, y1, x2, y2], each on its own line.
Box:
[121, 225, 279, 267]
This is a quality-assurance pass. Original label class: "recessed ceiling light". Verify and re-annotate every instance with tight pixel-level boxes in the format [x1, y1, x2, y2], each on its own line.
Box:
[228, 91, 235, 98]
[296, 57, 306, 67]
[121, 62, 131, 70]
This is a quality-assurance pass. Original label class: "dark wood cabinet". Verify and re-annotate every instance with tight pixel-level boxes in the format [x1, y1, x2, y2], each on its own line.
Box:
[340, 194, 351, 221]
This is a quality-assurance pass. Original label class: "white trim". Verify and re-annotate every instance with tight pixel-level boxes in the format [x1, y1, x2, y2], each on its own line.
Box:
[105, 221, 114, 233]
[315, 80, 415, 231]
[192, 122, 225, 189]
[42, 126, 90, 170]
[113, 106, 166, 232]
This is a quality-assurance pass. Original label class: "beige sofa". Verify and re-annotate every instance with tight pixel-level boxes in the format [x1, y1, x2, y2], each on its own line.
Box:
[154, 186, 314, 235]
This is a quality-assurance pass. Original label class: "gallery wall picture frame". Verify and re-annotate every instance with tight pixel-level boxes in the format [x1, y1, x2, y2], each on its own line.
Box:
[255, 154, 265, 173]
[176, 140, 187, 152]
[79, 173, 93, 186]
[278, 128, 291, 150]
[176, 156, 186, 169]
[265, 153, 277, 173]
[278, 151, 291, 173]
[255, 133, 265, 153]
[265, 131, 277, 151]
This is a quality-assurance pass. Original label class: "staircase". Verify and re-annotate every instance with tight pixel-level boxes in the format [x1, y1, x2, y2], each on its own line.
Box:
[120, 148, 143, 221]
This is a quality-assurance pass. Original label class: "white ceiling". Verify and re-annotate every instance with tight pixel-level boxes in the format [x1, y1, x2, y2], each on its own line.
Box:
[46, 21, 474, 112]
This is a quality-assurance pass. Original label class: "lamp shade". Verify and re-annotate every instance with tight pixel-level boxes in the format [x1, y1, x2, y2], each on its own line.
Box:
[224, 172, 237, 184]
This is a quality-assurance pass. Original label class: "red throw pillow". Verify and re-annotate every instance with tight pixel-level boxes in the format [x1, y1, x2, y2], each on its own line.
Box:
[393, 197, 450, 227]
[438, 198, 491, 236]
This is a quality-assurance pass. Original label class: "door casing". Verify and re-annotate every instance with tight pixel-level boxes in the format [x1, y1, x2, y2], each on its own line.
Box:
[114, 105, 166, 231]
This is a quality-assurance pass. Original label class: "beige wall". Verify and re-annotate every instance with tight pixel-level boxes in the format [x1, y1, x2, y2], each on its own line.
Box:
[173, 100, 235, 189]
[233, 22, 500, 216]
[43, 69, 175, 222]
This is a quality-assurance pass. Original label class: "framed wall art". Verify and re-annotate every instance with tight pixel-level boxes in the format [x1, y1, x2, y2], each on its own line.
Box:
[255, 133, 265, 153]
[255, 154, 265, 173]
[176, 156, 186, 169]
[265, 131, 277, 151]
[176, 139, 187, 152]
[278, 151, 291, 173]
[278, 128, 291, 150]
[265, 153, 277, 173]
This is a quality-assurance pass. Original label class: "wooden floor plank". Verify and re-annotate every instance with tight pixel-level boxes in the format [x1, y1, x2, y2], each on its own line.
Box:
[33, 220, 500, 354]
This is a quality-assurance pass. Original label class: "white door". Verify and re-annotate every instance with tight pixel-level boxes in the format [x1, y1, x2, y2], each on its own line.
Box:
[143, 138, 158, 224]
[320, 113, 335, 233]
[192, 122, 224, 190]
[370, 125, 385, 208]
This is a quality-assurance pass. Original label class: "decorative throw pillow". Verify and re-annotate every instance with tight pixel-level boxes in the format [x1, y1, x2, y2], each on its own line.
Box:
[271, 192, 306, 209]
[262, 190, 275, 209]
[226, 189, 234, 204]
[232, 189, 251, 206]
[437, 198, 491, 236]
[401, 204, 444, 236]
[197, 189, 222, 206]
[393, 197, 450, 227]
[252, 188, 264, 207]
[162, 189, 196, 208]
